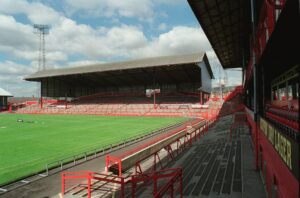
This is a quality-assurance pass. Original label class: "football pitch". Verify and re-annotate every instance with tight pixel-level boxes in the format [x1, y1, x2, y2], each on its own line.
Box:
[0, 114, 185, 185]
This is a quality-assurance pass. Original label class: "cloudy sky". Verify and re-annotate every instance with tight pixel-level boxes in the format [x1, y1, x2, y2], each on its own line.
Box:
[0, 0, 242, 97]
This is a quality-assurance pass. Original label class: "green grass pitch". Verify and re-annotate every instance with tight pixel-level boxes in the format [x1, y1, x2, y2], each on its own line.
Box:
[0, 114, 185, 185]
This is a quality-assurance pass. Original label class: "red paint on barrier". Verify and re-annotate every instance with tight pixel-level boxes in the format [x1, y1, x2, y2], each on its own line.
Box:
[244, 108, 299, 198]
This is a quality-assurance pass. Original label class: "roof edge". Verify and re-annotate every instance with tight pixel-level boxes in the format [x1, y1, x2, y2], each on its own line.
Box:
[25, 53, 206, 81]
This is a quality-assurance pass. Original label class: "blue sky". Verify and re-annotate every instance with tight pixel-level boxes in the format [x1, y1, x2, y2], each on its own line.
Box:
[0, 0, 241, 96]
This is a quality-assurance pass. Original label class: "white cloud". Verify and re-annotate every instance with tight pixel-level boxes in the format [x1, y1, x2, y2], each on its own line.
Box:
[0, 13, 147, 60]
[0, 61, 34, 76]
[0, 60, 37, 96]
[226, 69, 242, 86]
[130, 26, 211, 58]
[0, 14, 35, 49]
[64, 0, 155, 22]
[48, 21, 147, 58]
[0, 0, 62, 24]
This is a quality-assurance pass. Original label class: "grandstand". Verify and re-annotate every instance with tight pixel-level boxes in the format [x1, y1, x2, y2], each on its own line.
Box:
[17, 53, 216, 117]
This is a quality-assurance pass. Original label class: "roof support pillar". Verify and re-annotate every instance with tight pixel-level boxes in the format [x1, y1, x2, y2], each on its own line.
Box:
[251, 0, 260, 171]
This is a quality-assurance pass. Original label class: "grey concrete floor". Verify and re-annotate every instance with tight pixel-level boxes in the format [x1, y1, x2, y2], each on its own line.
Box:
[167, 114, 266, 198]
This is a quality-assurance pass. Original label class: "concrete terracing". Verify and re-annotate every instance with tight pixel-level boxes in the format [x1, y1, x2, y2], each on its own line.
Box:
[166, 114, 266, 198]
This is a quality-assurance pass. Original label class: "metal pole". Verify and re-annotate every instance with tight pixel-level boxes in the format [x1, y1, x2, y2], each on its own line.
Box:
[200, 91, 203, 105]
[153, 91, 156, 109]
[251, 0, 259, 171]
[40, 89, 43, 109]
[46, 164, 49, 176]
[42, 30, 46, 70]
[153, 174, 157, 196]
[65, 93, 67, 109]
[121, 177, 125, 198]
[105, 155, 109, 173]
[87, 173, 91, 198]
[61, 173, 65, 195]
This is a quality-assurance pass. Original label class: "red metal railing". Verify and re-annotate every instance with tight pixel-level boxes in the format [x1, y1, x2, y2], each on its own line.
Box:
[131, 168, 183, 198]
[105, 119, 210, 176]
[223, 86, 243, 102]
[265, 112, 299, 131]
[116, 119, 201, 160]
[61, 168, 182, 198]
[61, 171, 93, 197]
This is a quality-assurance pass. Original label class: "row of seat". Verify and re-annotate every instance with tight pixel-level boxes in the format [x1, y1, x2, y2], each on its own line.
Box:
[14, 93, 225, 117]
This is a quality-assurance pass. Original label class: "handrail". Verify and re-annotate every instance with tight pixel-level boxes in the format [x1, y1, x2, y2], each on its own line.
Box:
[154, 168, 182, 197]
[223, 86, 243, 102]
[62, 168, 183, 198]
[117, 119, 203, 160]
[266, 112, 298, 131]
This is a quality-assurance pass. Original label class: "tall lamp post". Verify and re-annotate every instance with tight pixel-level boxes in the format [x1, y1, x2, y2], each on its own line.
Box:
[33, 24, 49, 109]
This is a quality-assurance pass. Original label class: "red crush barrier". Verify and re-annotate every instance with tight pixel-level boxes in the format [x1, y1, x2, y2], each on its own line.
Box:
[61, 168, 183, 198]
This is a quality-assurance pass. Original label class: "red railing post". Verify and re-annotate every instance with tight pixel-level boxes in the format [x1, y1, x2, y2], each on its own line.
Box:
[119, 159, 122, 177]
[179, 168, 183, 198]
[61, 173, 65, 196]
[87, 172, 91, 198]
[105, 155, 109, 173]
[131, 176, 136, 198]
[40, 96, 43, 109]
[153, 174, 157, 196]
[8, 104, 12, 113]
[200, 91, 202, 105]
[157, 154, 163, 170]
[170, 183, 174, 198]
[121, 177, 125, 198]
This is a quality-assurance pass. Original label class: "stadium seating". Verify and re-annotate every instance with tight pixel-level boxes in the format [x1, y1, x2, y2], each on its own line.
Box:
[14, 91, 225, 118]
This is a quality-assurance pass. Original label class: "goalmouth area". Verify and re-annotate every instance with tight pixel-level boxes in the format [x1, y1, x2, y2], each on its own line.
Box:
[0, 114, 186, 185]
